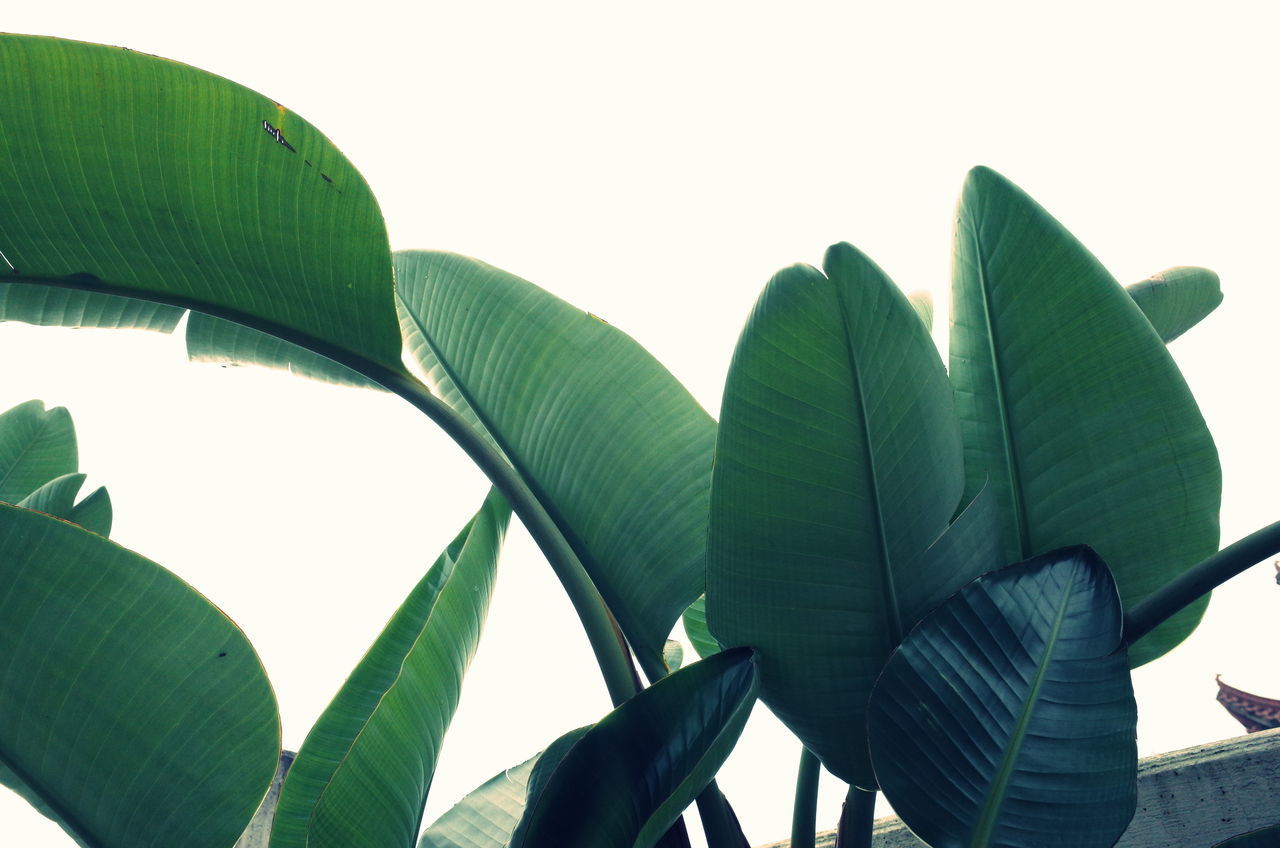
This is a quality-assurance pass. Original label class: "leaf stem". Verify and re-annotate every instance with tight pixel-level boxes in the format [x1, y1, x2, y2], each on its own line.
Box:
[790, 748, 821, 848]
[1123, 520, 1280, 647]
[834, 786, 876, 848]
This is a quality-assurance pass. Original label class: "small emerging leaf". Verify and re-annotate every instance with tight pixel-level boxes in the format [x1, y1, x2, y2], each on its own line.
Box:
[1126, 266, 1222, 343]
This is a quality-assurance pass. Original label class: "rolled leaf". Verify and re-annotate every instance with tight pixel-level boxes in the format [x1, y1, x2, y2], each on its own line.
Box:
[394, 250, 715, 676]
[0, 35, 404, 373]
[707, 244, 991, 787]
[270, 488, 510, 848]
[950, 166, 1221, 666]
[1127, 266, 1222, 343]
[868, 546, 1137, 848]
[0, 399, 77, 503]
[510, 648, 758, 848]
[0, 502, 280, 848]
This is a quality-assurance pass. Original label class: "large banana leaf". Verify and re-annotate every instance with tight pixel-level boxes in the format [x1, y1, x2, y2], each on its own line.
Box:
[706, 244, 997, 787]
[394, 250, 715, 676]
[0, 34, 403, 373]
[418, 730, 587, 848]
[270, 488, 510, 848]
[867, 546, 1137, 848]
[0, 502, 280, 848]
[950, 166, 1221, 666]
[1126, 266, 1222, 343]
[185, 312, 380, 389]
[0, 284, 182, 331]
[510, 648, 758, 848]
[0, 399, 76, 503]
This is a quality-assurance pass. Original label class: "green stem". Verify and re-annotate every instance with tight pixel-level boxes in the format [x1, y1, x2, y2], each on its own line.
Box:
[4, 275, 644, 706]
[1123, 520, 1280, 647]
[790, 748, 821, 848]
[834, 787, 876, 848]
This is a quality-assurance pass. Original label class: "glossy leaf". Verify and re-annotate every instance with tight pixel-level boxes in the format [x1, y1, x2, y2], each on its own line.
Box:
[186, 312, 381, 389]
[682, 596, 720, 660]
[0, 399, 77, 503]
[868, 546, 1137, 848]
[270, 488, 510, 848]
[418, 730, 587, 848]
[394, 250, 715, 675]
[510, 648, 757, 848]
[950, 166, 1221, 666]
[1126, 266, 1222, 343]
[707, 244, 990, 787]
[0, 285, 182, 331]
[0, 34, 404, 372]
[0, 502, 280, 848]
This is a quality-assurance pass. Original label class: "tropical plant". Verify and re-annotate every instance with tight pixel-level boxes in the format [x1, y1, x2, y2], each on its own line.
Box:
[1, 33, 1278, 848]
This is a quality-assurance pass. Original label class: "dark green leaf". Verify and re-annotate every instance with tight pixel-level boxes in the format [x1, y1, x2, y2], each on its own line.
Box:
[681, 596, 720, 661]
[271, 489, 511, 848]
[950, 166, 1221, 666]
[707, 243, 984, 787]
[0, 399, 77, 503]
[868, 546, 1137, 848]
[1215, 825, 1280, 847]
[510, 648, 758, 848]
[394, 251, 715, 675]
[0, 35, 404, 372]
[1126, 266, 1222, 343]
[0, 502, 280, 848]
[186, 313, 381, 389]
[418, 730, 588, 848]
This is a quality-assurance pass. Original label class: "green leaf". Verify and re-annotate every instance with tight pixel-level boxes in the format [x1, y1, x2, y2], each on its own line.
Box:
[16, 470, 86, 517]
[0, 399, 77, 503]
[950, 166, 1221, 666]
[0, 34, 403, 373]
[0, 285, 182, 331]
[67, 484, 112, 536]
[867, 546, 1137, 848]
[681, 596, 720, 661]
[417, 730, 588, 848]
[271, 488, 511, 848]
[0, 502, 280, 848]
[1126, 266, 1222, 343]
[706, 244, 991, 787]
[662, 640, 685, 673]
[186, 312, 381, 389]
[1215, 825, 1280, 847]
[907, 289, 934, 331]
[510, 648, 758, 848]
[394, 250, 716, 675]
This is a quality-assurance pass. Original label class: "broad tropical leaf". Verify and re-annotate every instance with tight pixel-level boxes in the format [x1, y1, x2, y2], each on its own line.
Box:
[0, 399, 76, 503]
[186, 313, 380, 389]
[681, 596, 720, 661]
[0, 285, 182, 331]
[1126, 266, 1222, 343]
[510, 648, 758, 848]
[868, 546, 1137, 848]
[0, 502, 280, 848]
[418, 731, 587, 848]
[0, 35, 404, 373]
[950, 166, 1221, 666]
[270, 488, 510, 848]
[707, 244, 994, 787]
[395, 250, 715, 676]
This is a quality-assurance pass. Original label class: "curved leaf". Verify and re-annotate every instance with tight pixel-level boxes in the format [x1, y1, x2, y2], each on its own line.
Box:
[950, 166, 1221, 666]
[418, 730, 587, 848]
[907, 289, 934, 331]
[394, 250, 715, 675]
[0, 502, 280, 848]
[510, 648, 758, 848]
[868, 546, 1137, 848]
[16, 470, 86, 517]
[1215, 825, 1280, 847]
[0, 34, 403, 372]
[0, 285, 182, 331]
[681, 596, 720, 661]
[186, 313, 380, 389]
[1127, 266, 1222, 343]
[0, 399, 77, 503]
[270, 488, 510, 848]
[707, 243, 986, 787]
[67, 485, 112, 536]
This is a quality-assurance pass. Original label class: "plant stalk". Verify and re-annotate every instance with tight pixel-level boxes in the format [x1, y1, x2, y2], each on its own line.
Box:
[834, 787, 876, 848]
[1123, 520, 1280, 647]
[790, 748, 821, 848]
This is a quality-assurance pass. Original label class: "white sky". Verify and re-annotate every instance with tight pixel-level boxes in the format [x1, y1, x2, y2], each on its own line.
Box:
[4, 2, 1280, 845]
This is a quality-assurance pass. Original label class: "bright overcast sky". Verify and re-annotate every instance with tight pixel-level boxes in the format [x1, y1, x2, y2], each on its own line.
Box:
[4, 2, 1280, 845]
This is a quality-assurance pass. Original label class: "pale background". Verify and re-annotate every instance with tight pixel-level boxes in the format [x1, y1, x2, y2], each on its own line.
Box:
[2, 2, 1278, 844]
